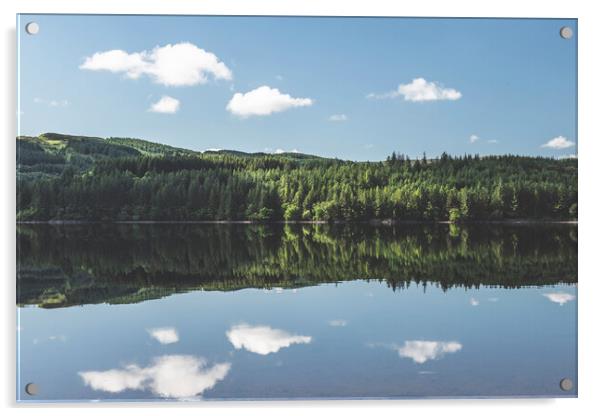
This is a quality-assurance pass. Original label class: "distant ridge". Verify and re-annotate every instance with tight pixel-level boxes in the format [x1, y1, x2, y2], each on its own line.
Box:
[203, 148, 325, 160]
[17, 133, 328, 169]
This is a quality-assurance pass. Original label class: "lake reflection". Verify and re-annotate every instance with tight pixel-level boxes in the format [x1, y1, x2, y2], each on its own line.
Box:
[17, 224, 577, 400]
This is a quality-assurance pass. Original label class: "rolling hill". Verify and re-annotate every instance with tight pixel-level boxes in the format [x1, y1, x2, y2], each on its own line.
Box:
[17, 133, 326, 179]
[16, 132, 577, 223]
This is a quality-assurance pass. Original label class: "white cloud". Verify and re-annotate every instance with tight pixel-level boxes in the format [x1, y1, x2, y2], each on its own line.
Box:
[328, 114, 348, 122]
[80, 42, 232, 87]
[328, 319, 348, 327]
[558, 154, 578, 159]
[469, 134, 499, 144]
[369, 78, 461, 102]
[396, 340, 462, 364]
[81, 366, 146, 394]
[34, 97, 69, 107]
[148, 327, 179, 344]
[226, 86, 313, 117]
[469, 298, 480, 306]
[149, 96, 180, 114]
[543, 292, 576, 306]
[79, 355, 230, 399]
[226, 323, 312, 355]
[541, 136, 575, 149]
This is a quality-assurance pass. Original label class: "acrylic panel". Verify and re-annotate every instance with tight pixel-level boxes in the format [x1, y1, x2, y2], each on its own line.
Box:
[16, 15, 577, 402]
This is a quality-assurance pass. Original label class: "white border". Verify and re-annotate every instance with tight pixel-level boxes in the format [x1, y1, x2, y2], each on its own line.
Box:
[2, 1, 601, 415]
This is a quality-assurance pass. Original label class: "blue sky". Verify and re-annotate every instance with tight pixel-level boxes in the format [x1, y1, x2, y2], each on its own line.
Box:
[17, 15, 577, 161]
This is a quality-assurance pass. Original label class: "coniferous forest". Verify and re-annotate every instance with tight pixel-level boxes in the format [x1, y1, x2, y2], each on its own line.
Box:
[16, 133, 578, 222]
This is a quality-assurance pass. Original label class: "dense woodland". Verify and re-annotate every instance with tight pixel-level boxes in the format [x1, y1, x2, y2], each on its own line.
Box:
[17, 223, 577, 307]
[16, 133, 578, 222]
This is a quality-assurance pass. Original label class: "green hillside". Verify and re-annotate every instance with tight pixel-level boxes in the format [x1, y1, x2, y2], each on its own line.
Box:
[16, 133, 577, 223]
[17, 133, 325, 180]
[106, 136, 200, 157]
[17, 133, 141, 179]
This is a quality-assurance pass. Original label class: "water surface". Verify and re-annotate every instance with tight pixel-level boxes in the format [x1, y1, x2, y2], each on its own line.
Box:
[17, 223, 577, 401]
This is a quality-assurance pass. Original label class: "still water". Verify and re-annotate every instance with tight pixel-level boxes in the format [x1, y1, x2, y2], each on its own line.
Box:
[17, 223, 577, 401]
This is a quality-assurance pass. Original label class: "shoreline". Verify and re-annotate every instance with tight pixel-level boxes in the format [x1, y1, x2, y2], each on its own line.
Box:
[16, 219, 578, 225]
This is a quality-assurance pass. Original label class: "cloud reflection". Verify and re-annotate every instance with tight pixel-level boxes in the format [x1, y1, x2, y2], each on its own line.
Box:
[79, 355, 230, 399]
[226, 323, 311, 355]
[396, 340, 462, 364]
[543, 292, 576, 305]
[148, 327, 179, 344]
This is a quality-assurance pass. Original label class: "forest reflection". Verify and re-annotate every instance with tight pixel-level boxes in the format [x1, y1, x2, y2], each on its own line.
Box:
[17, 223, 577, 308]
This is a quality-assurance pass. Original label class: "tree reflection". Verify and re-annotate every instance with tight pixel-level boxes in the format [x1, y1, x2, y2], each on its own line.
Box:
[17, 223, 577, 308]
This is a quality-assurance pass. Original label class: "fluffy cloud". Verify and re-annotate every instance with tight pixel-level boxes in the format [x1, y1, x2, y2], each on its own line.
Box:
[396, 340, 462, 364]
[80, 42, 232, 87]
[226, 86, 313, 117]
[541, 136, 575, 149]
[149, 96, 180, 114]
[543, 292, 576, 306]
[469, 298, 480, 306]
[327, 319, 348, 327]
[147, 327, 179, 344]
[79, 355, 230, 399]
[226, 323, 312, 355]
[328, 114, 348, 122]
[369, 78, 461, 102]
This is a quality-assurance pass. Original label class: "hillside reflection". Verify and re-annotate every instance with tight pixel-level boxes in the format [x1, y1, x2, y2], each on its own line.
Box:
[17, 223, 577, 308]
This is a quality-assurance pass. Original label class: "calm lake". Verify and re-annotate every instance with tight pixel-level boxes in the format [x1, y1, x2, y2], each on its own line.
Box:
[16, 223, 577, 401]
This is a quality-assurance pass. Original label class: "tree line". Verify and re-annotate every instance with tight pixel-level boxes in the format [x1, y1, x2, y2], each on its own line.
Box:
[17, 223, 577, 307]
[17, 146, 577, 222]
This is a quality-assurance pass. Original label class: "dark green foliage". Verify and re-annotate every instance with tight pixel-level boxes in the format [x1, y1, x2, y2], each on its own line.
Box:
[106, 137, 199, 157]
[16, 134, 577, 222]
[17, 223, 577, 308]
